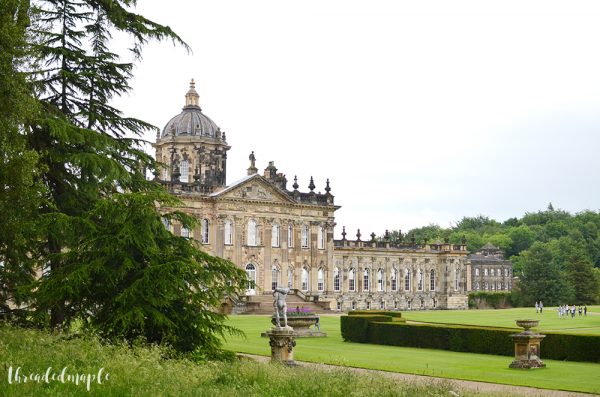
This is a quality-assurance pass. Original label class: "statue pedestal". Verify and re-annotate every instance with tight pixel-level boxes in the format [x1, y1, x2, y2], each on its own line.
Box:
[509, 320, 546, 369]
[265, 327, 297, 366]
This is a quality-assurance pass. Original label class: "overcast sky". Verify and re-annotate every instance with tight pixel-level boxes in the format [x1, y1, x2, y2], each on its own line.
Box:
[114, 0, 600, 238]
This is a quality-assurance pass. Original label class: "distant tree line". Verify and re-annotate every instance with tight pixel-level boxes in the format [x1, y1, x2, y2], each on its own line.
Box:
[384, 204, 600, 306]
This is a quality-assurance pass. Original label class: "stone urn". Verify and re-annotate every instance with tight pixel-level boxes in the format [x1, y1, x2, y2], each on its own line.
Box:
[270, 315, 326, 337]
[515, 319, 539, 334]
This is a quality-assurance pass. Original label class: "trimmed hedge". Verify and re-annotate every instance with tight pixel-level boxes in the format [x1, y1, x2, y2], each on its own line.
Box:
[348, 310, 403, 318]
[342, 315, 600, 363]
[468, 292, 513, 309]
[341, 315, 391, 343]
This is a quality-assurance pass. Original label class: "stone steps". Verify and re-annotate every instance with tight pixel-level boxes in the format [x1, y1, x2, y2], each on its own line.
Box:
[243, 293, 330, 314]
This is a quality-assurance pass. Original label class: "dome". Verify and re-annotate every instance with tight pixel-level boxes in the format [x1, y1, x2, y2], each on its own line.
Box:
[160, 80, 221, 139]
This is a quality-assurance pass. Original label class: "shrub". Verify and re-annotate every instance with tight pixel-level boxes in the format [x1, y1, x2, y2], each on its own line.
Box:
[468, 292, 512, 309]
[341, 315, 600, 363]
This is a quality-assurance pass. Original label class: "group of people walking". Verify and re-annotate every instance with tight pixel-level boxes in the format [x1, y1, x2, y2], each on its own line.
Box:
[558, 304, 587, 318]
[535, 301, 543, 313]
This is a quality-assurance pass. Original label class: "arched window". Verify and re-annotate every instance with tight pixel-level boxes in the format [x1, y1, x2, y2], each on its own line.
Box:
[455, 269, 460, 291]
[333, 267, 340, 292]
[318, 226, 325, 249]
[180, 160, 189, 183]
[271, 265, 280, 291]
[484, 282, 489, 290]
[271, 224, 280, 247]
[404, 269, 411, 291]
[287, 267, 294, 288]
[224, 220, 233, 245]
[181, 227, 190, 239]
[491, 282, 495, 290]
[490, 268, 495, 277]
[287, 224, 294, 247]
[497, 268, 501, 277]
[475, 268, 479, 276]
[317, 267, 324, 291]
[301, 267, 309, 291]
[301, 225, 309, 248]
[348, 268, 356, 292]
[476, 281, 480, 291]
[201, 219, 209, 244]
[504, 268, 509, 277]
[245, 264, 256, 293]
[363, 269, 370, 291]
[247, 219, 258, 246]
[417, 269, 423, 291]
[377, 268, 384, 292]
[484, 268, 488, 276]
[391, 268, 397, 291]
[430, 269, 436, 291]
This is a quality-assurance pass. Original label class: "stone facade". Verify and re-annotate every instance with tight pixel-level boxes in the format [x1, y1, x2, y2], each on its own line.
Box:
[153, 81, 470, 311]
[469, 243, 513, 292]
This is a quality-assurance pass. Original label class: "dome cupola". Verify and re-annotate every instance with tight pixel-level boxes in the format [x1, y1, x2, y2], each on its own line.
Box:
[160, 79, 222, 140]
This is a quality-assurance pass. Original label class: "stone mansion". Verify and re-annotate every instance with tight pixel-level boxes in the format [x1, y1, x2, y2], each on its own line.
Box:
[154, 81, 481, 311]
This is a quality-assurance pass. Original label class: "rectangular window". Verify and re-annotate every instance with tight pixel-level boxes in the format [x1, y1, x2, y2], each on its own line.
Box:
[201, 219, 209, 244]
[224, 221, 233, 245]
[301, 225, 309, 248]
[287, 224, 294, 248]
[180, 160, 189, 183]
[318, 227, 325, 249]
[271, 224, 280, 247]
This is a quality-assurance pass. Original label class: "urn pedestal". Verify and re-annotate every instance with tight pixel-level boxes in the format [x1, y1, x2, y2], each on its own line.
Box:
[509, 319, 546, 369]
[265, 327, 297, 366]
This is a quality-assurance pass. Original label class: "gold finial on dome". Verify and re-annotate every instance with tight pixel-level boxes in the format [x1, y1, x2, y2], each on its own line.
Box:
[185, 78, 200, 107]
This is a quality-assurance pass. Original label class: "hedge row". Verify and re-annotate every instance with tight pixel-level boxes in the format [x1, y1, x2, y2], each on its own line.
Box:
[341, 315, 392, 343]
[348, 310, 403, 318]
[468, 292, 515, 309]
[341, 315, 600, 363]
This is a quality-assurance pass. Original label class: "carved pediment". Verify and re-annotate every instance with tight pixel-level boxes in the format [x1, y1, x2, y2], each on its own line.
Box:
[213, 175, 295, 204]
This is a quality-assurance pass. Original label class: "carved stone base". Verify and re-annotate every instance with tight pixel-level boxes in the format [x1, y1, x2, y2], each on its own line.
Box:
[265, 327, 297, 366]
[509, 330, 546, 370]
[509, 358, 546, 369]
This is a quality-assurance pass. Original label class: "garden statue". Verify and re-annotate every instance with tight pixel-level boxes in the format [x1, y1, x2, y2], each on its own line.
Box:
[273, 287, 290, 328]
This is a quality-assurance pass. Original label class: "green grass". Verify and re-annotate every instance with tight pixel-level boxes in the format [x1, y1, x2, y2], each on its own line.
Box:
[222, 313, 600, 394]
[402, 305, 600, 335]
[0, 325, 472, 397]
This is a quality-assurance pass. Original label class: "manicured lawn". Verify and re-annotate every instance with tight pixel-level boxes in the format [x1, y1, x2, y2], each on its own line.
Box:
[402, 306, 600, 335]
[223, 313, 600, 394]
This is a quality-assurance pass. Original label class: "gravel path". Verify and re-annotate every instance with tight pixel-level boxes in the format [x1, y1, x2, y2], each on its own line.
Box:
[239, 354, 597, 397]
